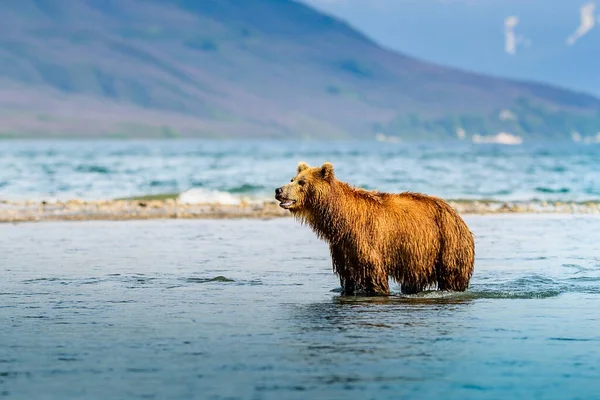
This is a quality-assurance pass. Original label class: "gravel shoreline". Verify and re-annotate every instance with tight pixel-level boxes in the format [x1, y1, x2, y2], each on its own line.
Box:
[1, 199, 599, 223]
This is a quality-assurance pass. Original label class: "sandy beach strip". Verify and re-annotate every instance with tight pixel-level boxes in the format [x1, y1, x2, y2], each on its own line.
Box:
[1, 198, 599, 223]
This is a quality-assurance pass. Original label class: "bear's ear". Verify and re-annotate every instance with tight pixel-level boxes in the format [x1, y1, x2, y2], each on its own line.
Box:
[320, 162, 334, 181]
[297, 161, 309, 174]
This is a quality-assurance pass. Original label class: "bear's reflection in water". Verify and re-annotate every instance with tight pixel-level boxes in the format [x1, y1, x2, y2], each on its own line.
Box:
[283, 296, 477, 389]
[290, 294, 474, 336]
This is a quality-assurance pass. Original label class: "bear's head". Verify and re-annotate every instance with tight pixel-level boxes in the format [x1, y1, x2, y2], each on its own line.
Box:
[275, 161, 335, 211]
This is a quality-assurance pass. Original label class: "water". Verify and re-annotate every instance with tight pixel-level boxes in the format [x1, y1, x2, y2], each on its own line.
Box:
[2, 215, 600, 399]
[0, 140, 599, 202]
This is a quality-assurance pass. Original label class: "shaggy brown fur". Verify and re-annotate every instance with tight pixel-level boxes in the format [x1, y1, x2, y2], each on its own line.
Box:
[275, 162, 475, 296]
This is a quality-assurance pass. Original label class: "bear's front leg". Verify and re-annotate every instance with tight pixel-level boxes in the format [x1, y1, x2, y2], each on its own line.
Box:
[330, 245, 356, 295]
[355, 250, 390, 296]
[339, 275, 389, 296]
[339, 276, 357, 295]
[361, 273, 389, 296]
[331, 245, 390, 296]
[336, 276, 388, 296]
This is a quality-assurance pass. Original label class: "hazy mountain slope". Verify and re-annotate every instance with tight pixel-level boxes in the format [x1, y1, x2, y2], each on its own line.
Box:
[1, 0, 599, 139]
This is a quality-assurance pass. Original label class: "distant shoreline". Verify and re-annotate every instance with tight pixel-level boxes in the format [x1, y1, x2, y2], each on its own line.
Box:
[1, 199, 599, 223]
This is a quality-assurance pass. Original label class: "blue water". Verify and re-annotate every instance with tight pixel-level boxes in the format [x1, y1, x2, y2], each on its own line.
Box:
[1, 140, 600, 399]
[1, 215, 600, 399]
[0, 140, 599, 202]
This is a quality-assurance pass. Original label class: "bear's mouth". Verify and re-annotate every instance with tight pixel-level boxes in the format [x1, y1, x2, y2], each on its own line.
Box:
[278, 199, 297, 209]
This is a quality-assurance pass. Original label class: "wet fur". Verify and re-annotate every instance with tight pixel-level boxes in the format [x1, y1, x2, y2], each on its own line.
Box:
[278, 162, 475, 296]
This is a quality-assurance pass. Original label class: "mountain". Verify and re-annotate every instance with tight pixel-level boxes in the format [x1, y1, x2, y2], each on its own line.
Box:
[1, 0, 600, 140]
[303, 0, 600, 97]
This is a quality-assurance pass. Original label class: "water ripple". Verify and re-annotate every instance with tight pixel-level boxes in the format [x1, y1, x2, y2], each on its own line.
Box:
[1, 141, 599, 202]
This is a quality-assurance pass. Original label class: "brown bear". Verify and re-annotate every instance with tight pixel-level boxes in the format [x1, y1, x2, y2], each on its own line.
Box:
[275, 162, 475, 296]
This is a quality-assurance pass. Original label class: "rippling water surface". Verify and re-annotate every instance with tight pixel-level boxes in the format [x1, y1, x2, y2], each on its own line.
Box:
[0, 140, 598, 202]
[2, 215, 599, 399]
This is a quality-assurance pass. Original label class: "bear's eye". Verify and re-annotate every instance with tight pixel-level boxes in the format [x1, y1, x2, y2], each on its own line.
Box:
[290, 178, 294, 182]
[298, 180, 306, 186]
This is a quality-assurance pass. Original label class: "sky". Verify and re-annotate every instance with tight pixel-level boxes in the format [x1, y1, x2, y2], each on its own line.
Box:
[301, 0, 600, 95]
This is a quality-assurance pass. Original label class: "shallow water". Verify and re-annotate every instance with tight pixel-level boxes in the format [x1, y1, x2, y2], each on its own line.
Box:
[1, 215, 599, 399]
[0, 140, 599, 202]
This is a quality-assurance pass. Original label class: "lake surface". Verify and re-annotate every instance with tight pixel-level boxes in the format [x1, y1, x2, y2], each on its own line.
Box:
[2, 215, 599, 399]
[0, 140, 599, 202]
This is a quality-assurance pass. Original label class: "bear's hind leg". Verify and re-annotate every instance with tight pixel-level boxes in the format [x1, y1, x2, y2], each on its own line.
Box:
[437, 275, 469, 292]
[435, 258, 472, 292]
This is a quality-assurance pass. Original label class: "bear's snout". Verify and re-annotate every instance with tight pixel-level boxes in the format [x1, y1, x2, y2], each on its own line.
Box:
[275, 186, 297, 209]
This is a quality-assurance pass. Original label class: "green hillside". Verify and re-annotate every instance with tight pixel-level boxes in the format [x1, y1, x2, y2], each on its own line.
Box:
[1, 0, 599, 139]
